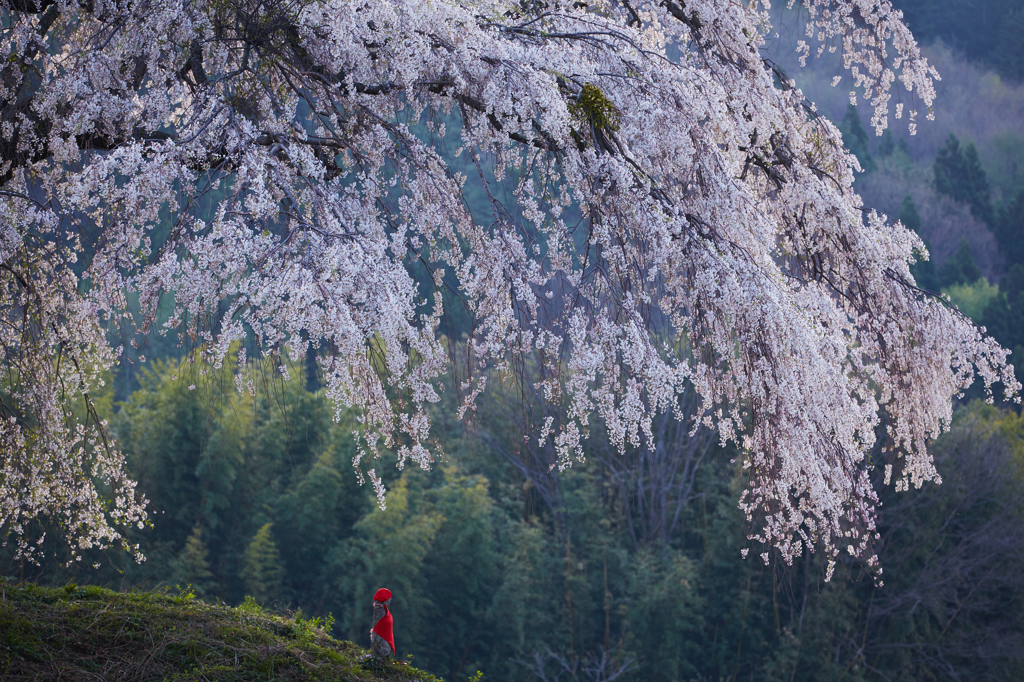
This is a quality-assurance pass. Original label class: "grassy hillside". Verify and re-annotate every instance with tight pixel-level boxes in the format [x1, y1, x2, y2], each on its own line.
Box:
[0, 580, 439, 681]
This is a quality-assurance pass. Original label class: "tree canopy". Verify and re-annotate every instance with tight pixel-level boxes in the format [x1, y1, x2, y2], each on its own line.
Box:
[0, 0, 1017, 577]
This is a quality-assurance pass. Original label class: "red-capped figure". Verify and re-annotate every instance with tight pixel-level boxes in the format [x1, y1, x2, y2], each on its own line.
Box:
[370, 588, 395, 660]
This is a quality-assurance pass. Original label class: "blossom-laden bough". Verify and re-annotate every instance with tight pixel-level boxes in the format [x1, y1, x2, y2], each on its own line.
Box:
[0, 0, 1016, 578]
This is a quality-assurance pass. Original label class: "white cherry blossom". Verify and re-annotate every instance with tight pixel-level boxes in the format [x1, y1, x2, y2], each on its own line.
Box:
[0, 0, 1015, 573]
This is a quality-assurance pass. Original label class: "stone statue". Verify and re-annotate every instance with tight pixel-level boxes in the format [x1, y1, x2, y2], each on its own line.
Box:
[370, 587, 395, 660]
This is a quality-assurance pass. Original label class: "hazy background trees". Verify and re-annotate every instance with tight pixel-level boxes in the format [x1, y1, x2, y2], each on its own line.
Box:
[6, 344, 1023, 681]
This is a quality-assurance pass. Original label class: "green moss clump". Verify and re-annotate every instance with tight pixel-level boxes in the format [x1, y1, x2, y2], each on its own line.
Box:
[0, 579, 440, 682]
[569, 82, 621, 133]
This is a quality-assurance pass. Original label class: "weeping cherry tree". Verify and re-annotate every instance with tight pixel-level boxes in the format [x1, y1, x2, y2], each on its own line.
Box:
[0, 0, 1016, 578]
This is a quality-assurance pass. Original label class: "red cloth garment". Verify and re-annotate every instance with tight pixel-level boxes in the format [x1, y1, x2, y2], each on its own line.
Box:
[372, 607, 394, 653]
[373, 588, 395, 654]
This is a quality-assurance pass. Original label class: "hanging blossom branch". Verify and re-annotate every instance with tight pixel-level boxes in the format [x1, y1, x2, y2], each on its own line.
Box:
[0, 0, 1015, 576]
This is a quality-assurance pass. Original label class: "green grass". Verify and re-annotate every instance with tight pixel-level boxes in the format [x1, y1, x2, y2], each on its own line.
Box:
[0, 579, 440, 681]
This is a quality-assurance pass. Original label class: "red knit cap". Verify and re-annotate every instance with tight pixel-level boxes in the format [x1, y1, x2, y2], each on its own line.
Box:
[374, 588, 392, 602]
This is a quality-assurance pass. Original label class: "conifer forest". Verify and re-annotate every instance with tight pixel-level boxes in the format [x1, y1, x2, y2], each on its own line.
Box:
[2, 0, 1024, 680]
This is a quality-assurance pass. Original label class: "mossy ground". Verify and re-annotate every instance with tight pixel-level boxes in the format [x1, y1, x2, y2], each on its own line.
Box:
[0, 579, 439, 681]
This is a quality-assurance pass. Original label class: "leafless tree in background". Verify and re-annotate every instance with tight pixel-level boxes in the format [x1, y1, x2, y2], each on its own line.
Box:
[593, 387, 716, 551]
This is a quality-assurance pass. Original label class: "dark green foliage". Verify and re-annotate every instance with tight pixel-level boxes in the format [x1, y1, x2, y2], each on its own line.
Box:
[993, 9, 1024, 81]
[892, 0, 1024, 80]
[878, 129, 895, 158]
[859, 404, 1024, 679]
[919, 134, 1024, 361]
[413, 468, 502, 675]
[840, 104, 876, 173]
[984, 263, 1024, 364]
[326, 476, 444, 658]
[275, 449, 369, 604]
[52, 348, 374, 608]
[169, 525, 215, 598]
[0, 581, 438, 681]
[978, 183, 1024, 361]
[934, 133, 995, 225]
[999, 262, 1024, 309]
[323, 465, 507, 678]
[898, 136, 909, 156]
[898, 194, 922, 234]
[939, 237, 981, 287]
[996, 187, 1024, 268]
[8, 341, 1024, 681]
[899, 195, 941, 291]
[619, 550, 702, 680]
[242, 523, 285, 605]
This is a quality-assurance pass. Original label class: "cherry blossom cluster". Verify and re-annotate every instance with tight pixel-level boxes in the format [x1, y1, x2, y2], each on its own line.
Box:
[0, 199, 148, 563]
[0, 0, 1015, 573]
